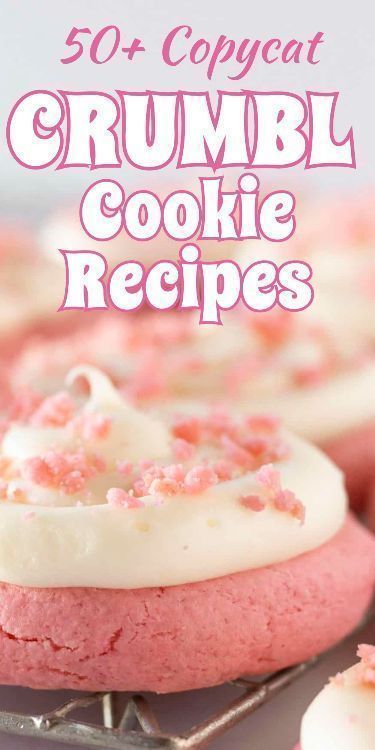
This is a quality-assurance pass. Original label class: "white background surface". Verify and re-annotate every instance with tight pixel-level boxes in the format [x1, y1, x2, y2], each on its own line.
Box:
[1, 0, 374, 218]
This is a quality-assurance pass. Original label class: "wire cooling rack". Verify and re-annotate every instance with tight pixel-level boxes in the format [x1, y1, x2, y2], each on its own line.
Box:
[0, 659, 318, 749]
[0, 608, 373, 750]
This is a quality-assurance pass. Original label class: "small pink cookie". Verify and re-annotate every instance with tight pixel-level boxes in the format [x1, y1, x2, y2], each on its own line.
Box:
[322, 421, 375, 511]
[295, 644, 375, 749]
[0, 515, 373, 693]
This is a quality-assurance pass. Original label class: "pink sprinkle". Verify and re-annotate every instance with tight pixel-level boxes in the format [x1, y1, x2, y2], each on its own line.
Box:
[139, 459, 155, 471]
[9, 389, 43, 422]
[221, 435, 255, 469]
[331, 672, 345, 686]
[133, 478, 148, 497]
[148, 478, 181, 496]
[274, 489, 305, 524]
[31, 392, 75, 427]
[213, 459, 234, 481]
[21, 450, 106, 495]
[358, 644, 375, 666]
[71, 413, 112, 440]
[183, 465, 218, 494]
[293, 363, 329, 387]
[256, 464, 281, 491]
[22, 456, 52, 486]
[59, 470, 86, 495]
[357, 644, 375, 686]
[245, 415, 280, 433]
[256, 463, 305, 524]
[106, 488, 144, 509]
[116, 460, 133, 476]
[240, 494, 266, 512]
[10, 487, 25, 503]
[163, 464, 185, 482]
[269, 439, 290, 462]
[140, 465, 164, 493]
[242, 436, 269, 456]
[172, 438, 195, 461]
[122, 356, 166, 403]
[225, 355, 262, 395]
[0, 480, 8, 499]
[90, 453, 106, 473]
[143, 464, 186, 496]
[172, 417, 202, 444]
[252, 310, 292, 345]
[204, 410, 236, 438]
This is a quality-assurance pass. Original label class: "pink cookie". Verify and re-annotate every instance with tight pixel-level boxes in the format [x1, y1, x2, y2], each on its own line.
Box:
[322, 421, 375, 511]
[0, 515, 373, 693]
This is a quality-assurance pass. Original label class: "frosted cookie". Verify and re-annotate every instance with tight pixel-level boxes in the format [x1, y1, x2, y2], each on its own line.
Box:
[0, 366, 373, 692]
[11, 307, 375, 509]
[273, 192, 375, 510]
[295, 644, 375, 750]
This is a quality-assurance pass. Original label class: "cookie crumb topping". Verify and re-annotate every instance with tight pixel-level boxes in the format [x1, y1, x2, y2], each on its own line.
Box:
[0, 367, 302, 521]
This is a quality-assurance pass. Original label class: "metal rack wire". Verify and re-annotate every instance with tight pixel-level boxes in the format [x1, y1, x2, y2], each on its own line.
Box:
[0, 608, 373, 750]
[0, 657, 318, 749]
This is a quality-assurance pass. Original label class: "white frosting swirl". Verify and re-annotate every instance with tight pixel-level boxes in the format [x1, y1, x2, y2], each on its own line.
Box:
[12, 300, 375, 444]
[3, 366, 170, 507]
[235, 361, 375, 443]
[0, 367, 347, 589]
